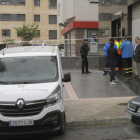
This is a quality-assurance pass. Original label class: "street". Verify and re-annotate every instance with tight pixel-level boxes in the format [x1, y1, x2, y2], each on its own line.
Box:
[8, 123, 140, 140]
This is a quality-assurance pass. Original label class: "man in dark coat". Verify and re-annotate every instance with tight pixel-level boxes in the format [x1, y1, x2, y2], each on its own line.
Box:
[134, 39, 140, 78]
[107, 38, 118, 85]
[80, 39, 91, 74]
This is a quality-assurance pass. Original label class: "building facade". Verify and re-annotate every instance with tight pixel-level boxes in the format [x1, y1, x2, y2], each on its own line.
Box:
[98, 0, 140, 74]
[98, 0, 140, 55]
[0, 0, 61, 45]
[58, 0, 99, 56]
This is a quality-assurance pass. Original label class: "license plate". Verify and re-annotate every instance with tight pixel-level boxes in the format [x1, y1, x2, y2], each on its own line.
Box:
[9, 120, 34, 126]
[125, 112, 132, 119]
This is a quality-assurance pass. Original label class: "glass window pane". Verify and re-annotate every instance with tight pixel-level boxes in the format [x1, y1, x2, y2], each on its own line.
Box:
[36, 30, 40, 37]
[0, 56, 58, 83]
[34, 0, 40, 6]
[49, 0, 57, 9]
[2, 30, 10, 37]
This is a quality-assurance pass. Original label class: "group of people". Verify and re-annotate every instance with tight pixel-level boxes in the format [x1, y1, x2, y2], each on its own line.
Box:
[105, 36, 133, 85]
[80, 36, 140, 85]
[104, 36, 140, 85]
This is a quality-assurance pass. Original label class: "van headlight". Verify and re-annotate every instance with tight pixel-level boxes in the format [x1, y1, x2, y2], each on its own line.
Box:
[137, 108, 140, 113]
[46, 85, 62, 107]
[128, 102, 136, 111]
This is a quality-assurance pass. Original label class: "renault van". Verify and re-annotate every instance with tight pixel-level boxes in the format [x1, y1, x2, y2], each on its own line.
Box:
[0, 46, 71, 137]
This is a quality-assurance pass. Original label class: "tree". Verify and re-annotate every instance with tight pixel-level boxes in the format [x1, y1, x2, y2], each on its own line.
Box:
[14, 24, 39, 45]
[3, 38, 15, 44]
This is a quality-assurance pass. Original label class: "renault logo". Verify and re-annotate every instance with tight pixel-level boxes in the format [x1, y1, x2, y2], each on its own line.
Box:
[17, 100, 25, 110]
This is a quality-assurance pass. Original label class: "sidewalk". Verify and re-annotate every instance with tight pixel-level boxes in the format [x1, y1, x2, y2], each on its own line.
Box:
[63, 70, 137, 126]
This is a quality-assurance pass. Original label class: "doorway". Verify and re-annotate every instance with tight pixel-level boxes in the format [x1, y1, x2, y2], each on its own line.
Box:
[112, 18, 121, 38]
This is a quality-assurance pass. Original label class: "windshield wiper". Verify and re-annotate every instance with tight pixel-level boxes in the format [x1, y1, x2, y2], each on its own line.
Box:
[0, 81, 10, 84]
[10, 81, 41, 84]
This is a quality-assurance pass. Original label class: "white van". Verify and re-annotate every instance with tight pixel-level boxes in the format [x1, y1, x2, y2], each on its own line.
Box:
[0, 46, 71, 138]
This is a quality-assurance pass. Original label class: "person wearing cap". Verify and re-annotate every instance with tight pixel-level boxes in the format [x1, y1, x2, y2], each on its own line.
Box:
[120, 36, 133, 82]
[80, 39, 91, 74]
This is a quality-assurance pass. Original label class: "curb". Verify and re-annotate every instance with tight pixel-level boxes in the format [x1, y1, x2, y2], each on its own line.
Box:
[66, 117, 130, 127]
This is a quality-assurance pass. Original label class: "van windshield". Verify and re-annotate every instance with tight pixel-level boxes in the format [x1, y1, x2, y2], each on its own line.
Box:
[0, 56, 58, 84]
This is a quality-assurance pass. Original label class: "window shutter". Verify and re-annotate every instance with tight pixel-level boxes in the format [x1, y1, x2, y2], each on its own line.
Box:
[11, 0, 17, 5]
[17, 14, 25, 21]
[2, 14, 11, 21]
[49, 30, 57, 39]
[11, 14, 17, 21]
[49, 15, 57, 24]
[34, 15, 40, 22]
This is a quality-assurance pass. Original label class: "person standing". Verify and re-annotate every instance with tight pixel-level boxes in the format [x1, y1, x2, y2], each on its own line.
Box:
[114, 38, 120, 71]
[114, 38, 120, 49]
[80, 39, 91, 74]
[107, 38, 118, 85]
[103, 40, 117, 76]
[120, 36, 133, 81]
[134, 39, 140, 78]
[133, 37, 139, 78]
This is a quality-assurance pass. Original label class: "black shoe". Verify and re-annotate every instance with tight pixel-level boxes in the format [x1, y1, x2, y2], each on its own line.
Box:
[86, 71, 91, 74]
[82, 72, 87, 74]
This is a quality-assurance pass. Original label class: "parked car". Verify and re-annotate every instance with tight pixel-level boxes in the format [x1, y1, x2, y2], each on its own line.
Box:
[125, 96, 140, 126]
[0, 46, 71, 138]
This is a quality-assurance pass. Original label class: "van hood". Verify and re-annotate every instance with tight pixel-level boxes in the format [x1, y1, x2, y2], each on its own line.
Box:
[0, 82, 58, 102]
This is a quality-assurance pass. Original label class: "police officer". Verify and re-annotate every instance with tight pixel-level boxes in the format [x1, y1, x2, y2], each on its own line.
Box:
[103, 39, 117, 76]
[120, 36, 133, 81]
[80, 39, 91, 74]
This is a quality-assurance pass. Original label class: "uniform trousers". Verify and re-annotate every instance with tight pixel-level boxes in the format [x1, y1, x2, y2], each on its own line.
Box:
[81, 55, 88, 73]
[123, 58, 132, 79]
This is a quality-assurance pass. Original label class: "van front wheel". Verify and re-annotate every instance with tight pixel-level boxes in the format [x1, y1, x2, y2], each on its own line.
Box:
[58, 113, 66, 135]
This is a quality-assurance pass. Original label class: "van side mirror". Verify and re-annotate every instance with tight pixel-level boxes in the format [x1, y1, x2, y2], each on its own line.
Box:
[62, 72, 71, 82]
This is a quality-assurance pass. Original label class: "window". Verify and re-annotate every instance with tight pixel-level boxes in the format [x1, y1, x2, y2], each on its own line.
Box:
[90, 0, 98, 3]
[17, 14, 25, 21]
[34, 15, 40, 22]
[18, 0, 25, 5]
[36, 30, 40, 37]
[102, 0, 111, 5]
[2, 1, 10, 5]
[49, 15, 57, 24]
[0, 56, 58, 83]
[2, 14, 11, 21]
[34, 0, 40, 6]
[2, 30, 10, 37]
[49, 30, 57, 39]
[49, 0, 57, 9]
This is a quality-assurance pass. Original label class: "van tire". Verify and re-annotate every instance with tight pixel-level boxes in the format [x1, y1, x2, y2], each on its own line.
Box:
[58, 113, 66, 135]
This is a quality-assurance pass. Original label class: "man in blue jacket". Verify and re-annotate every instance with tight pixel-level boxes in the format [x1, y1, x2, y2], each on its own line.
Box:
[120, 36, 132, 81]
[103, 40, 117, 76]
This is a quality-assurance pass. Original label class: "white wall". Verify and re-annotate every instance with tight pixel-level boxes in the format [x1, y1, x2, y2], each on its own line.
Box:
[132, 1, 140, 45]
[132, 18, 140, 45]
[58, 0, 64, 24]
[74, 0, 98, 21]
[58, 0, 98, 24]
[58, 0, 74, 24]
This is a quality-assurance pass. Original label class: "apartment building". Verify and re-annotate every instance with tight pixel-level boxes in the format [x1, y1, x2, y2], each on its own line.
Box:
[0, 0, 60, 45]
